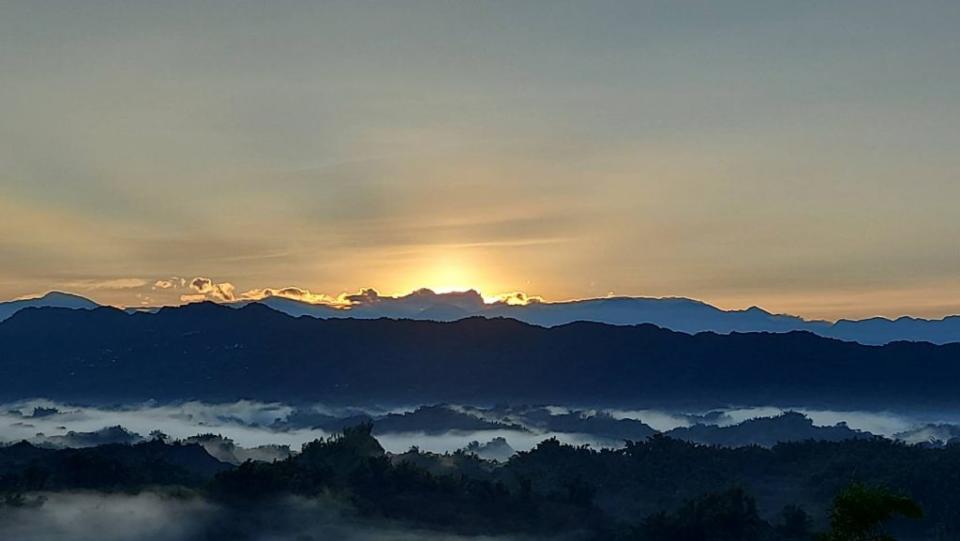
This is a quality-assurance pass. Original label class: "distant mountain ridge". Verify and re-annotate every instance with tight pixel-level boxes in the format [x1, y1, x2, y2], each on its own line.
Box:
[662, 411, 871, 447]
[0, 291, 98, 321]
[3, 302, 960, 408]
[5, 288, 960, 345]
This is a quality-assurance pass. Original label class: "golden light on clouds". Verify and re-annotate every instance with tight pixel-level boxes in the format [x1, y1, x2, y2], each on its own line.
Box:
[2, 2, 959, 321]
[394, 255, 490, 298]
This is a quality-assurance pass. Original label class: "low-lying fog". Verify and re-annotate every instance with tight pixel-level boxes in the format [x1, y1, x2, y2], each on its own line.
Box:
[0, 400, 608, 456]
[2, 399, 959, 458]
[0, 492, 539, 541]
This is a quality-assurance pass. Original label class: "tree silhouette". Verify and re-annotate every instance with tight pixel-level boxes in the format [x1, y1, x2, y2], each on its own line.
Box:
[821, 483, 922, 541]
[777, 505, 813, 540]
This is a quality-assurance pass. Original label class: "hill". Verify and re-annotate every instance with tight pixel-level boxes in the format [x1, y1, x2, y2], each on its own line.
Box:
[0, 291, 97, 322]
[2, 303, 960, 408]
[8, 290, 960, 344]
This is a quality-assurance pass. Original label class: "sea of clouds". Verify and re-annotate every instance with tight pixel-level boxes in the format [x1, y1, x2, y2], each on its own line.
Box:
[1, 399, 957, 455]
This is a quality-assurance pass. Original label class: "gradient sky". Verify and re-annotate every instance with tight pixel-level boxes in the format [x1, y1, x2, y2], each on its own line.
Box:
[1, 1, 959, 320]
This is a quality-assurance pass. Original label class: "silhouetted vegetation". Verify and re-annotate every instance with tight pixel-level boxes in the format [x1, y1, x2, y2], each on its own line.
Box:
[209, 423, 601, 535]
[0, 427, 943, 539]
[0, 440, 228, 493]
[820, 483, 922, 541]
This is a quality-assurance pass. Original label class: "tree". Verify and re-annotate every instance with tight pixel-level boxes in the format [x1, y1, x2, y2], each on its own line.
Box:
[636, 488, 770, 541]
[821, 483, 922, 541]
[777, 505, 813, 540]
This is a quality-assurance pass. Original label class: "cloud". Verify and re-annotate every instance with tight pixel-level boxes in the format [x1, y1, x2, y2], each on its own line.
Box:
[341, 288, 487, 312]
[0, 398, 943, 460]
[188, 277, 236, 302]
[189, 277, 213, 292]
[172, 280, 545, 316]
[0, 399, 623, 455]
[492, 291, 542, 306]
[62, 278, 149, 291]
[152, 278, 182, 290]
[342, 288, 383, 305]
[239, 286, 339, 305]
[187, 278, 340, 305]
[148, 276, 542, 311]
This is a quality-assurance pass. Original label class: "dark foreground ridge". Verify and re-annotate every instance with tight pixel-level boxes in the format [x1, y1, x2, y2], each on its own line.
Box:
[0, 425, 946, 540]
[2, 302, 960, 407]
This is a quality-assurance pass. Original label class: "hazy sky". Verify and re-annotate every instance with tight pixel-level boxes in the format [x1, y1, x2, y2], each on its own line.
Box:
[1, 1, 958, 319]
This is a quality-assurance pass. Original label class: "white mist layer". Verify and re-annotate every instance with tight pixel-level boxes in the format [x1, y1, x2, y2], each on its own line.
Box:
[0, 492, 537, 541]
[0, 399, 954, 454]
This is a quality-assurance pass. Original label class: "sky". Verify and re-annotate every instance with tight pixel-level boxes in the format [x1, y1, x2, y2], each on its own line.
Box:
[1, 1, 958, 320]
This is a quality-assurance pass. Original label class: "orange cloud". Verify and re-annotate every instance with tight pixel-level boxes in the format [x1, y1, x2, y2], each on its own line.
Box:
[162, 276, 547, 312]
[62, 278, 149, 291]
[492, 291, 543, 306]
[239, 286, 341, 306]
[188, 277, 236, 302]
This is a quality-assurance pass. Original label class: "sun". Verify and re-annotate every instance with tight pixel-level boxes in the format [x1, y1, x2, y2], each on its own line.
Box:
[389, 254, 534, 304]
[421, 260, 479, 293]
[397, 256, 492, 298]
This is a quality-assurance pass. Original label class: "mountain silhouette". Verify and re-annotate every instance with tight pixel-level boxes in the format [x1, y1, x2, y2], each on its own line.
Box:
[663, 412, 870, 447]
[3, 302, 960, 408]
[8, 289, 960, 345]
[0, 291, 98, 321]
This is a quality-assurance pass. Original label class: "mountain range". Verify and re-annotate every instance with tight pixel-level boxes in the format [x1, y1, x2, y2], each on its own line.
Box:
[0, 291, 98, 321]
[4, 289, 960, 345]
[2, 301, 960, 408]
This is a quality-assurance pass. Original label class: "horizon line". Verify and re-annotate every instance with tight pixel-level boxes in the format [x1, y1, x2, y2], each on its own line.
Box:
[9, 287, 960, 326]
